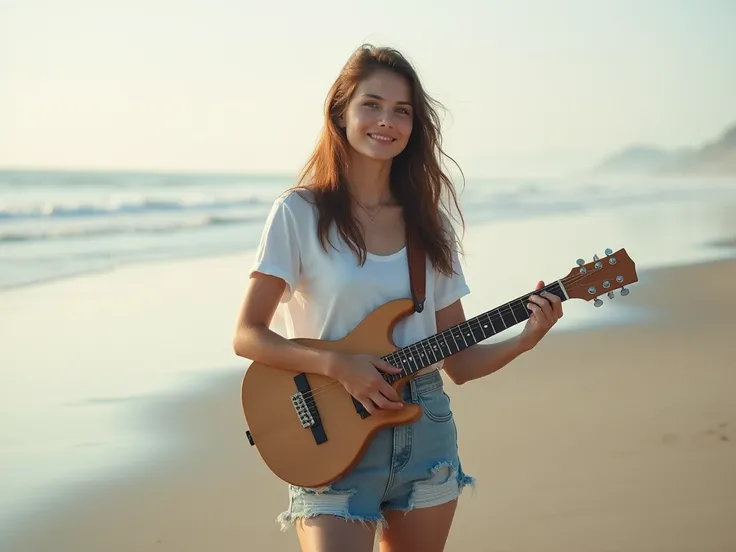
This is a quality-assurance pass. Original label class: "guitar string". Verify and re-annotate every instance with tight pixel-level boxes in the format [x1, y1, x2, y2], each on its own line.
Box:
[293, 267, 618, 409]
[297, 269, 617, 408]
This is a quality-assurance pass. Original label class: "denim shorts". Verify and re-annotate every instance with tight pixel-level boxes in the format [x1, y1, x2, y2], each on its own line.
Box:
[277, 369, 475, 531]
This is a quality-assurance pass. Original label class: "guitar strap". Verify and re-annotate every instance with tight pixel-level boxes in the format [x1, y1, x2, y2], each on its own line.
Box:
[405, 225, 426, 313]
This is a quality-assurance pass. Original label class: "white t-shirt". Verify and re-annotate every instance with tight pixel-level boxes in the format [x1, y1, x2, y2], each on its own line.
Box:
[249, 189, 470, 350]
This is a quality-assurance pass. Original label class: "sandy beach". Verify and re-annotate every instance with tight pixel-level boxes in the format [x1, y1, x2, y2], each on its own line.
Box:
[3, 240, 735, 551]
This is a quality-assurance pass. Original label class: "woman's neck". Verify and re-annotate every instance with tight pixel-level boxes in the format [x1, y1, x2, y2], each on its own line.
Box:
[344, 152, 394, 207]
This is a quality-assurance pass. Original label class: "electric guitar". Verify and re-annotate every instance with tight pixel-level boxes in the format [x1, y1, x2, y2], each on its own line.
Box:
[241, 248, 638, 488]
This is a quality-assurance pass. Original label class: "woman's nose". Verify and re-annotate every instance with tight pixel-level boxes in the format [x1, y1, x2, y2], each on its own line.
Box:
[377, 111, 394, 128]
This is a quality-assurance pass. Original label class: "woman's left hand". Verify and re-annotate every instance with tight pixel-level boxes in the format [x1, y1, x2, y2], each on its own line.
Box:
[518, 280, 564, 351]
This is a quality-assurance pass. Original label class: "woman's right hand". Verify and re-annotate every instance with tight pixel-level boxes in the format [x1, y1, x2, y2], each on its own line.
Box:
[327, 352, 404, 415]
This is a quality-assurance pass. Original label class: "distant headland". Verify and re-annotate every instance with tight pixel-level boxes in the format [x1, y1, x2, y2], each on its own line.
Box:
[593, 122, 736, 176]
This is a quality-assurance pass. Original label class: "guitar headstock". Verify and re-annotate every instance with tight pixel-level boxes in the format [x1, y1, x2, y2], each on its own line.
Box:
[562, 248, 638, 307]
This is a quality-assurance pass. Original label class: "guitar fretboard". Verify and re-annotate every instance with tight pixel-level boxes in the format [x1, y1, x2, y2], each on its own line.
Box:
[382, 281, 567, 382]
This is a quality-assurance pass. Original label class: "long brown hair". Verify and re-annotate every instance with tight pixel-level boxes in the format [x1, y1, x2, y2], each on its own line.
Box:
[296, 44, 464, 276]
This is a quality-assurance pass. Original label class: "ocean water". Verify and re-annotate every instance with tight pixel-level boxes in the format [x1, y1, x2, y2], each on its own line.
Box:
[0, 170, 287, 289]
[1, 169, 735, 536]
[2, 169, 735, 290]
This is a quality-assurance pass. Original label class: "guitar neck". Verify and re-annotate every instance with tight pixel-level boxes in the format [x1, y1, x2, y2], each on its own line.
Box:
[383, 280, 568, 382]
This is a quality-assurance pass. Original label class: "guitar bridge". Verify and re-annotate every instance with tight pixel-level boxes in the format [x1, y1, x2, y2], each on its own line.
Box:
[292, 373, 327, 445]
[291, 392, 315, 428]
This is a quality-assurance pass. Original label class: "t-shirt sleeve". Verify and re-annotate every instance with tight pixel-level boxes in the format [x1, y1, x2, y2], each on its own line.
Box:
[434, 245, 471, 311]
[249, 194, 301, 303]
[433, 217, 470, 311]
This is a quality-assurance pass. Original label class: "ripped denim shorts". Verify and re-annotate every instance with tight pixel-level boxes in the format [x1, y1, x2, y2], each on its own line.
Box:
[277, 369, 475, 531]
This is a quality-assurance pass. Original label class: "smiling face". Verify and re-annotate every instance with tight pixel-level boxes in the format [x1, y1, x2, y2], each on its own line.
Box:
[339, 69, 414, 162]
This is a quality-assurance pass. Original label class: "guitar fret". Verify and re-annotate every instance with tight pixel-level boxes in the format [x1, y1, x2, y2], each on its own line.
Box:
[416, 343, 425, 363]
[462, 321, 477, 348]
[402, 346, 414, 374]
[405, 352, 416, 373]
[418, 344, 428, 367]
[429, 336, 441, 363]
[434, 335, 445, 357]
[443, 334, 454, 353]
[472, 319, 485, 342]
[505, 307, 516, 327]
[486, 313, 496, 333]
[458, 323, 469, 348]
[434, 334, 447, 361]
[446, 328, 460, 352]
[454, 328, 465, 350]
[512, 299, 529, 324]
[408, 350, 420, 373]
[424, 340, 436, 364]
[412, 343, 428, 370]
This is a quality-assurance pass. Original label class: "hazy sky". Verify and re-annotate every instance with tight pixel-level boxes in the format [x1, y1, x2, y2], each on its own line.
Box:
[1, 0, 735, 176]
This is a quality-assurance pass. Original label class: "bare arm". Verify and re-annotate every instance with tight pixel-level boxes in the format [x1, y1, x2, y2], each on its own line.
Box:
[233, 272, 403, 414]
[233, 272, 337, 377]
[436, 285, 562, 385]
[436, 299, 528, 385]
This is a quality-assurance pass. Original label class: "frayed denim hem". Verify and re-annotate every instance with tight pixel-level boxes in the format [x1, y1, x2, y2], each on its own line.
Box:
[276, 462, 477, 532]
[388, 460, 476, 513]
[276, 485, 387, 535]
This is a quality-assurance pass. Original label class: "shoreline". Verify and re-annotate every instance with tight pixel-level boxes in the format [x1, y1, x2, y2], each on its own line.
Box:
[3, 183, 735, 296]
[4, 254, 736, 551]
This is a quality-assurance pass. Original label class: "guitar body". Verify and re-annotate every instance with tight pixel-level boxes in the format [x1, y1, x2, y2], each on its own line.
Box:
[241, 298, 424, 489]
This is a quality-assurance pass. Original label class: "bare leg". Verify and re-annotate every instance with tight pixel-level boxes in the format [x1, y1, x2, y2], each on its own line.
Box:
[378, 499, 458, 552]
[295, 515, 378, 552]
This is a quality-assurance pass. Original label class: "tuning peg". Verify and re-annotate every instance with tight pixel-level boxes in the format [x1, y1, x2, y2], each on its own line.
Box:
[576, 258, 585, 266]
[593, 254, 600, 261]
[594, 297, 603, 307]
[605, 248, 613, 255]
[607, 291, 615, 299]
[621, 287, 630, 296]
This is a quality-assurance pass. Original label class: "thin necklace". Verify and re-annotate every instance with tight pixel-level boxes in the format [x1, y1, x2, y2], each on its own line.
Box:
[348, 192, 387, 224]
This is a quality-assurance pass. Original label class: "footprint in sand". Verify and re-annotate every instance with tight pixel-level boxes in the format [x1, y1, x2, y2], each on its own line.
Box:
[663, 423, 730, 445]
[704, 422, 729, 442]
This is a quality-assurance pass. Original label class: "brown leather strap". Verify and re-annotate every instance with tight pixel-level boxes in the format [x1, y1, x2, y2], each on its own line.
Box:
[405, 226, 426, 313]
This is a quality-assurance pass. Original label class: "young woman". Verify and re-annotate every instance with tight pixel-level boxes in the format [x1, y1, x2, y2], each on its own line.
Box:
[233, 44, 563, 552]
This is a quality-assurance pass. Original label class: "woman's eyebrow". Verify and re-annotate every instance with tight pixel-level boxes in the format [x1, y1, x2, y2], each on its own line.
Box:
[361, 93, 412, 106]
